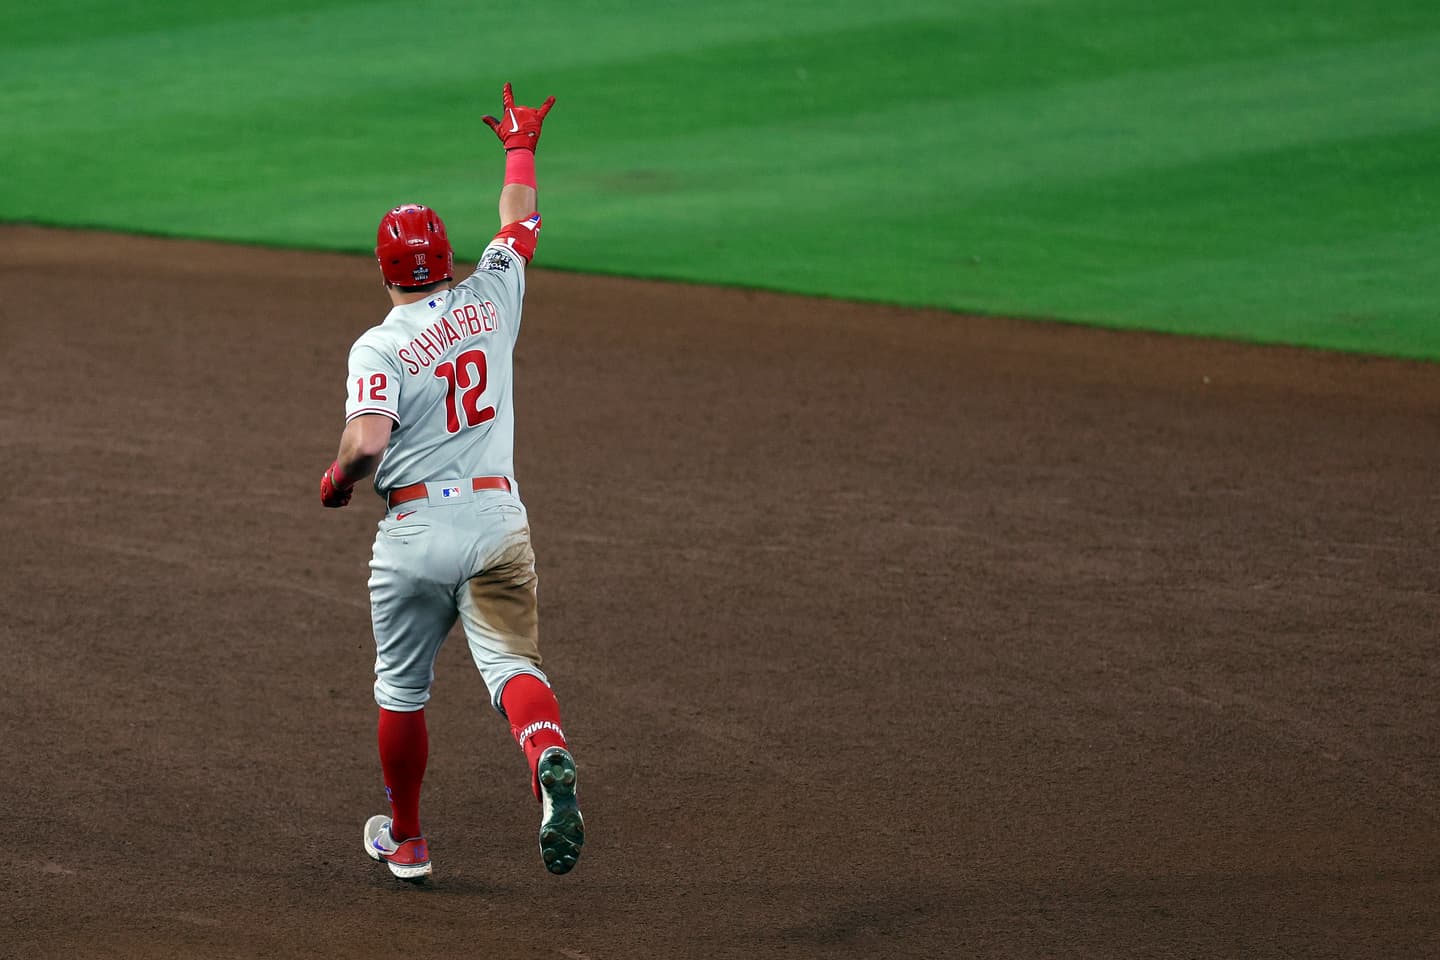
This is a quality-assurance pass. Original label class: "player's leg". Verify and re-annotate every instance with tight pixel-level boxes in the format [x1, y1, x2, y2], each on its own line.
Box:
[458, 531, 568, 776]
[457, 507, 584, 874]
[366, 517, 459, 876]
[497, 673, 583, 877]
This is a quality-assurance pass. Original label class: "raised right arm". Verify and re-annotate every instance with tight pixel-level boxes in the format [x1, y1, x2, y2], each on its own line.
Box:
[482, 83, 556, 228]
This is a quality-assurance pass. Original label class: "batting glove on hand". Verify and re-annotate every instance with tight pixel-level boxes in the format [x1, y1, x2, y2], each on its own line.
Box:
[320, 461, 354, 508]
[482, 83, 556, 152]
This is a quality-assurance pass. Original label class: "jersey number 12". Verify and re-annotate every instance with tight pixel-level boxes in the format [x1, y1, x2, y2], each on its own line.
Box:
[434, 349, 495, 433]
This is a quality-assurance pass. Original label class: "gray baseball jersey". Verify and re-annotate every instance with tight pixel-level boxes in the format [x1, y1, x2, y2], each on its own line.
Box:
[344, 214, 541, 495]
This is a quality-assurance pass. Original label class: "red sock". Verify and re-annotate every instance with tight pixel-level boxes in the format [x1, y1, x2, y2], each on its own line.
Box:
[500, 675, 567, 800]
[377, 707, 428, 841]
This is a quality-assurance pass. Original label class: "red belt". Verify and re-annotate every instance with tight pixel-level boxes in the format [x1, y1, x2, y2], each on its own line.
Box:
[386, 476, 512, 508]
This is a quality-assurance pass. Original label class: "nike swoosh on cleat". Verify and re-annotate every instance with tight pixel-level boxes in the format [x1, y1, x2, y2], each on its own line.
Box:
[396, 511, 416, 520]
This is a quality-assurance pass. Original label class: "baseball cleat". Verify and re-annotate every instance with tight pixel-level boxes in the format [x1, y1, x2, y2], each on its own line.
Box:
[364, 814, 432, 881]
[536, 746, 584, 875]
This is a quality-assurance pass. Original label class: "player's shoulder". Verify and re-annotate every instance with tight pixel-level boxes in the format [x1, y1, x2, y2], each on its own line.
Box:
[349, 319, 402, 360]
[457, 249, 527, 303]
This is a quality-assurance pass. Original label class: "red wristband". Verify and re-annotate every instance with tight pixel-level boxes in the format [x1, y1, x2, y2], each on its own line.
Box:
[504, 148, 537, 188]
[327, 460, 354, 489]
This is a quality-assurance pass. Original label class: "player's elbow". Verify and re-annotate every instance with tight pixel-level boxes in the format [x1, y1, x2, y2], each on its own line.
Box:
[339, 413, 394, 470]
[353, 431, 390, 460]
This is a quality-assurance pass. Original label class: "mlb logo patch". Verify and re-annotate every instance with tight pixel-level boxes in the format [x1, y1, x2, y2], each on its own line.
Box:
[441, 486, 462, 499]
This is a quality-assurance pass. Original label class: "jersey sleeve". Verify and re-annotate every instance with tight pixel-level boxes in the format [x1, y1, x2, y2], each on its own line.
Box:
[455, 213, 539, 309]
[344, 340, 402, 424]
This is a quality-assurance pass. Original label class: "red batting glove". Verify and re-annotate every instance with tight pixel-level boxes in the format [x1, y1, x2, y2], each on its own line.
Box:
[320, 461, 354, 508]
[482, 82, 556, 152]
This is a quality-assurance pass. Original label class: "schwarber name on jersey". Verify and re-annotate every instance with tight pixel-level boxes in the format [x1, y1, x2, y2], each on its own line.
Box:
[344, 215, 541, 495]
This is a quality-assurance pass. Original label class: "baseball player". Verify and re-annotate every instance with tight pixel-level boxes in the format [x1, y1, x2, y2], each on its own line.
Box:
[319, 83, 582, 881]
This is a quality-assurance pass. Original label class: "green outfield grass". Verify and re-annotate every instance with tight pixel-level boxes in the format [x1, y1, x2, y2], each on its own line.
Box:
[3, 1, 1438, 358]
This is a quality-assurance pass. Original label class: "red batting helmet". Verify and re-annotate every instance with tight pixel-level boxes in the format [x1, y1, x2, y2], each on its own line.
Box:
[375, 203, 454, 287]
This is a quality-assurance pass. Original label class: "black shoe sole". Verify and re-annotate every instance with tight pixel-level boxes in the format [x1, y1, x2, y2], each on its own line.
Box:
[538, 750, 584, 875]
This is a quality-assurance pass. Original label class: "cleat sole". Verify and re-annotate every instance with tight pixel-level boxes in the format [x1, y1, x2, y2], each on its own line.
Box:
[536, 748, 585, 876]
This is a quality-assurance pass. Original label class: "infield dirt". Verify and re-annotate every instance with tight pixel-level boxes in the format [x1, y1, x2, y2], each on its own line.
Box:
[2, 225, 1437, 959]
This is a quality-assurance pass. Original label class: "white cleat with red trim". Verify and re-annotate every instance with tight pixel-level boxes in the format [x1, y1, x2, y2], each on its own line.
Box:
[364, 815, 432, 881]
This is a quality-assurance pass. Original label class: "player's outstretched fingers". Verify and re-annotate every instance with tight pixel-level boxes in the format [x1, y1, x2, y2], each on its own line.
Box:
[482, 114, 502, 136]
[502, 82, 515, 109]
[538, 95, 556, 118]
